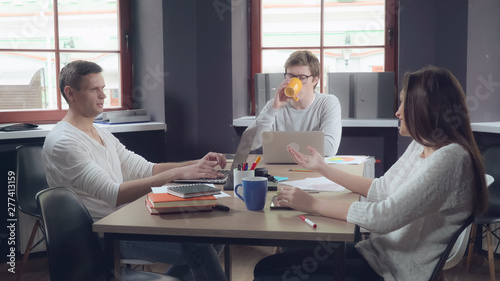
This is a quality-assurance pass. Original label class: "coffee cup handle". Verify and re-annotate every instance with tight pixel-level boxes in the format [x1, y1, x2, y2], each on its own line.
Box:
[235, 184, 244, 201]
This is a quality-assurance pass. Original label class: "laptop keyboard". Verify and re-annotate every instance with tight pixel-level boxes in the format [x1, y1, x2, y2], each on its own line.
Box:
[218, 169, 230, 177]
[199, 169, 229, 180]
[173, 169, 230, 184]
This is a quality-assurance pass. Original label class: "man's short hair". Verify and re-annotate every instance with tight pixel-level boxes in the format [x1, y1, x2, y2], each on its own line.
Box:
[284, 50, 320, 78]
[59, 60, 102, 102]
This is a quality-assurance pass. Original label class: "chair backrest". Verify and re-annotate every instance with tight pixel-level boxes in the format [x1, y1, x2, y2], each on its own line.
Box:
[482, 144, 500, 215]
[16, 144, 49, 217]
[36, 187, 108, 281]
[428, 215, 474, 281]
[443, 174, 495, 270]
[442, 225, 472, 271]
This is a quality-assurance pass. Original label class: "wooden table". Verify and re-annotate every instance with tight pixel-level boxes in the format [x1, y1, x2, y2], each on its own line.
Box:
[93, 162, 364, 281]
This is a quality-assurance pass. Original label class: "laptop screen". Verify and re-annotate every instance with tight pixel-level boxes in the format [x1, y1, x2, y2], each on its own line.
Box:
[262, 131, 324, 164]
[223, 126, 257, 190]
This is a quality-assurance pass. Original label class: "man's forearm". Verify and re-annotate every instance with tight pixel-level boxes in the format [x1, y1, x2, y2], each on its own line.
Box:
[152, 161, 196, 175]
[116, 172, 177, 206]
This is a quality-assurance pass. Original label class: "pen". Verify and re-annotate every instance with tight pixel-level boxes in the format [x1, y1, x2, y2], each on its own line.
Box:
[287, 169, 312, 172]
[300, 215, 317, 229]
[250, 156, 262, 170]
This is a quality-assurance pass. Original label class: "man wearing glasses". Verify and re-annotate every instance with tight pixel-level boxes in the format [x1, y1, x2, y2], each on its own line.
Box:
[248, 50, 342, 156]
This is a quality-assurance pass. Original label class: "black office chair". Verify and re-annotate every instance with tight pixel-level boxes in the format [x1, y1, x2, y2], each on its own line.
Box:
[429, 215, 475, 281]
[15, 144, 49, 281]
[36, 187, 182, 281]
[467, 144, 500, 281]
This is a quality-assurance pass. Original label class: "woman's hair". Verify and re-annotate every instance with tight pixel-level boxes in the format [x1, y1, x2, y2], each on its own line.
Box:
[402, 65, 488, 215]
[284, 50, 320, 88]
[59, 60, 103, 102]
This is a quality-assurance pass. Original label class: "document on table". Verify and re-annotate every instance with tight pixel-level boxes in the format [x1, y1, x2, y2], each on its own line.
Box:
[280, 176, 345, 192]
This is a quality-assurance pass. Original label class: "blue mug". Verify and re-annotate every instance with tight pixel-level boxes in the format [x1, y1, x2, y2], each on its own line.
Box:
[235, 176, 268, 211]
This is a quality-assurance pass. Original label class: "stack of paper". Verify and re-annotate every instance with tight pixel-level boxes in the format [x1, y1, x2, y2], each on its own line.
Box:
[94, 109, 150, 124]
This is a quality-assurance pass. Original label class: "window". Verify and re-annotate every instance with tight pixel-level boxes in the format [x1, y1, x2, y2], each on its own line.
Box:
[0, 0, 131, 124]
[250, 0, 398, 115]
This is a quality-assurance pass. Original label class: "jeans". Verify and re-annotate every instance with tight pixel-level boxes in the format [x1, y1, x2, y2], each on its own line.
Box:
[120, 240, 227, 281]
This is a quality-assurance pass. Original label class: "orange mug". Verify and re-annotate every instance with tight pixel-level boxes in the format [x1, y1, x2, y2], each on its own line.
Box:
[284, 77, 302, 101]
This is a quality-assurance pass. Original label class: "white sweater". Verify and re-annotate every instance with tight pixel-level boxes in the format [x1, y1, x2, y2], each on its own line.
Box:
[43, 121, 155, 219]
[248, 92, 342, 156]
[347, 141, 474, 281]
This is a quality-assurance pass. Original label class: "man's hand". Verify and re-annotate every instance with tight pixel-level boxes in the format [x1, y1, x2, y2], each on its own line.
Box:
[201, 152, 227, 169]
[171, 157, 225, 180]
[272, 78, 292, 109]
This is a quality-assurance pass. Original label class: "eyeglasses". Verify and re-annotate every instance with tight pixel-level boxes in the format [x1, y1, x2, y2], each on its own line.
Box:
[284, 73, 313, 84]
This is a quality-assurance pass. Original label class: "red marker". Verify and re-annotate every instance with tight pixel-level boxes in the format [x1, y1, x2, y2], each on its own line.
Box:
[300, 215, 317, 229]
[250, 156, 262, 170]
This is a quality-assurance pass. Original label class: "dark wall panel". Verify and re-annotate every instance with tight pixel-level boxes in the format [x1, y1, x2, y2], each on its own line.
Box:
[163, 0, 234, 161]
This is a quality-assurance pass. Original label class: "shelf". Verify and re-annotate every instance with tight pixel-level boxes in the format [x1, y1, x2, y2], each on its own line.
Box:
[0, 122, 167, 140]
[471, 122, 500, 134]
[233, 116, 399, 128]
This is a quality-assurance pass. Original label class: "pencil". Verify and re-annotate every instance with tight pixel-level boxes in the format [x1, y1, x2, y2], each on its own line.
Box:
[287, 169, 312, 172]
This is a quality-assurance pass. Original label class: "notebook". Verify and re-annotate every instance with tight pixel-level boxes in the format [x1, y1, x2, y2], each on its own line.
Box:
[146, 193, 217, 208]
[173, 126, 257, 186]
[262, 131, 324, 164]
[167, 184, 221, 198]
[145, 201, 213, 215]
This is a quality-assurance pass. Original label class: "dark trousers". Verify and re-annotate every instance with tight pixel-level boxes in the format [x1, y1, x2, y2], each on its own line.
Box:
[253, 242, 383, 281]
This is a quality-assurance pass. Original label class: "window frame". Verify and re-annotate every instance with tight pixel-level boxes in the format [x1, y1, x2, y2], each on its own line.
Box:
[249, 0, 398, 115]
[0, 0, 132, 124]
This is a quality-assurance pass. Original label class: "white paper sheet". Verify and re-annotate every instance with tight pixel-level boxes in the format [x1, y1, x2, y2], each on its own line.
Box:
[280, 176, 345, 192]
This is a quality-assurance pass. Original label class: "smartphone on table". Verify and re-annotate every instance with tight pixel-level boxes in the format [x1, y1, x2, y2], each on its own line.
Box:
[270, 195, 293, 210]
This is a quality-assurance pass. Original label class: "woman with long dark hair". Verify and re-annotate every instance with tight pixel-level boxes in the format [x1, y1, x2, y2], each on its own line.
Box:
[254, 66, 488, 281]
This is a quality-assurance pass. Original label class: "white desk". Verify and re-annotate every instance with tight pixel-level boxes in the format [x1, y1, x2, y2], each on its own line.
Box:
[471, 122, 500, 134]
[0, 122, 167, 140]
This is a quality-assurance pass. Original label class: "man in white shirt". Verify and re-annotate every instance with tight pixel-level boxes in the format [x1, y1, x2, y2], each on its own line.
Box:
[247, 50, 342, 156]
[43, 60, 227, 281]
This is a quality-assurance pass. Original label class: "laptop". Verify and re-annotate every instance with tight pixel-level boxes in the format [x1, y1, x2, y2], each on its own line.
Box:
[262, 131, 324, 164]
[173, 127, 257, 187]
